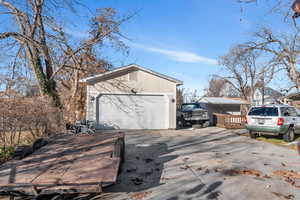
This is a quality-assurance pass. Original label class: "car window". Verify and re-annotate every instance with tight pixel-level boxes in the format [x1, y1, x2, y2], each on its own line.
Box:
[181, 104, 200, 111]
[281, 107, 290, 116]
[248, 107, 278, 116]
[280, 107, 297, 117]
[288, 107, 297, 117]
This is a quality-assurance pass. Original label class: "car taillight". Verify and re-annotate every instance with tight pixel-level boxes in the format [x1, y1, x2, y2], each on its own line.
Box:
[277, 118, 284, 126]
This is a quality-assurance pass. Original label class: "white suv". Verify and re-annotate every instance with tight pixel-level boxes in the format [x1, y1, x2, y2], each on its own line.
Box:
[246, 104, 300, 142]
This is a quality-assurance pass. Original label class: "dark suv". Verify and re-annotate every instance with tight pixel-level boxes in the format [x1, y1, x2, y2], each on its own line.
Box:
[177, 103, 210, 128]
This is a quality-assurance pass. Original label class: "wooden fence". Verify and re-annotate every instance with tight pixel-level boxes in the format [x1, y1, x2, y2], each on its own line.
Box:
[213, 113, 246, 129]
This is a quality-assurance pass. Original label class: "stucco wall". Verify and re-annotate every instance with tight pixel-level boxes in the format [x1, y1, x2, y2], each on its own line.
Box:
[86, 69, 177, 129]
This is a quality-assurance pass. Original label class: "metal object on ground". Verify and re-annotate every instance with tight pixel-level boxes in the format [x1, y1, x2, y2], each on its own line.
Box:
[66, 120, 96, 135]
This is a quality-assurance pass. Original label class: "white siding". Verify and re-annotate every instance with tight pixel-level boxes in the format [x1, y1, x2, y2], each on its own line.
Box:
[86, 69, 177, 129]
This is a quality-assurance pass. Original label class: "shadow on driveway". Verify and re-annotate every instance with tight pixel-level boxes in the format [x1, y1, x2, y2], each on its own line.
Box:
[105, 142, 178, 193]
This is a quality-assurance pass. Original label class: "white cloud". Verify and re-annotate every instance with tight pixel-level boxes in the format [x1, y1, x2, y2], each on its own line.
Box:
[132, 43, 217, 65]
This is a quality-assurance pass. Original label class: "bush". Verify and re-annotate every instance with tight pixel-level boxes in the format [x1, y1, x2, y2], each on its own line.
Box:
[0, 146, 15, 163]
[0, 97, 65, 148]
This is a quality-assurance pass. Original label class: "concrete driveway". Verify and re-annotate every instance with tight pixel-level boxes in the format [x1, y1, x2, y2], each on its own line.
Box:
[101, 127, 300, 200]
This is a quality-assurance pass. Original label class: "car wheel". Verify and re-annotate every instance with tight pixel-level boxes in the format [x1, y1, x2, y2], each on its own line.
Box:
[192, 124, 202, 129]
[177, 117, 185, 129]
[249, 131, 258, 139]
[283, 128, 295, 143]
[202, 121, 209, 128]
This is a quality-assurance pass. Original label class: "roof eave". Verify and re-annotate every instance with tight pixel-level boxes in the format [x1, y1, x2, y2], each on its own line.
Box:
[80, 64, 183, 85]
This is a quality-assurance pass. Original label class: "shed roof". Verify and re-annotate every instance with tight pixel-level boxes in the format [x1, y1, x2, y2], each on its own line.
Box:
[80, 64, 183, 85]
[199, 97, 249, 105]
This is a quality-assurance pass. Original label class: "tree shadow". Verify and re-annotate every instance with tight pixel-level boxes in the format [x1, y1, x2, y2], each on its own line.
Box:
[105, 143, 178, 193]
[166, 181, 223, 200]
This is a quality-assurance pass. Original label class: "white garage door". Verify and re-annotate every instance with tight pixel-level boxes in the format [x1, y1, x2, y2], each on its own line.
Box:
[97, 94, 168, 129]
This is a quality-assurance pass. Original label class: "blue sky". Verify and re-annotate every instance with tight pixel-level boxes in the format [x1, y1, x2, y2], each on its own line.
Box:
[73, 0, 256, 93]
[1, 0, 293, 94]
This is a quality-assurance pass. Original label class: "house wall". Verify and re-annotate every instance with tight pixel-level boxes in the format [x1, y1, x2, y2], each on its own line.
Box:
[86, 69, 177, 129]
[253, 90, 262, 106]
[253, 88, 282, 105]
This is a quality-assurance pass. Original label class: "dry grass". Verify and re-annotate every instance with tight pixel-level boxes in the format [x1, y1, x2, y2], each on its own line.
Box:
[0, 97, 65, 147]
[0, 131, 35, 147]
[242, 131, 300, 150]
[0, 97, 65, 164]
[256, 135, 300, 150]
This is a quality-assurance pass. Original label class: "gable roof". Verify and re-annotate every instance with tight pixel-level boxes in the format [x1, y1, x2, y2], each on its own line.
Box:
[256, 87, 283, 98]
[80, 64, 183, 85]
[199, 97, 249, 105]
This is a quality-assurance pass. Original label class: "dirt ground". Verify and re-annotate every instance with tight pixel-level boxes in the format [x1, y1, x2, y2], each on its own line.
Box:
[99, 127, 300, 200]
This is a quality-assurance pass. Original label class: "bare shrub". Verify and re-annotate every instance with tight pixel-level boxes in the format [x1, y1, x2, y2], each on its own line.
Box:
[0, 97, 64, 148]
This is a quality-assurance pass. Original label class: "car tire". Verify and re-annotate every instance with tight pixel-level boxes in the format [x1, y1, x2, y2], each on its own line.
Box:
[177, 117, 185, 129]
[202, 121, 209, 128]
[192, 124, 203, 129]
[249, 131, 258, 139]
[283, 128, 295, 143]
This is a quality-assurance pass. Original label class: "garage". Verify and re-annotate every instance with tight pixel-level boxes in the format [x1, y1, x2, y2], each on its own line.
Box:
[80, 64, 183, 130]
[97, 94, 168, 129]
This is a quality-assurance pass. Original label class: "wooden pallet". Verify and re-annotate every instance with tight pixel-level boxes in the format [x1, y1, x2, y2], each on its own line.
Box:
[0, 132, 124, 195]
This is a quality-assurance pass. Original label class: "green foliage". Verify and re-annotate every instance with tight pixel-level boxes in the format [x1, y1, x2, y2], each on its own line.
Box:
[0, 146, 15, 163]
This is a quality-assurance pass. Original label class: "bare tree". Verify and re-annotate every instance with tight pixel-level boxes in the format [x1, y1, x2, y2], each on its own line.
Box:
[176, 88, 184, 108]
[0, 1, 131, 121]
[218, 45, 276, 101]
[49, 8, 129, 120]
[0, 0, 63, 106]
[205, 77, 226, 97]
[237, 0, 297, 20]
[205, 76, 239, 97]
[242, 27, 300, 91]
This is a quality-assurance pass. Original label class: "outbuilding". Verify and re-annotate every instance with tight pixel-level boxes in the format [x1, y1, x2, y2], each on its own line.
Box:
[199, 97, 250, 125]
[80, 64, 183, 130]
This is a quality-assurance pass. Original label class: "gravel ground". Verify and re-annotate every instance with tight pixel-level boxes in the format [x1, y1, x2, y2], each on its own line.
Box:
[101, 127, 300, 200]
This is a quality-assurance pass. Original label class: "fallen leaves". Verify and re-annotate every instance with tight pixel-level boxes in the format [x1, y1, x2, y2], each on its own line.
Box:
[271, 192, 294, 200]
[234, 169, 263, 177]
[126, 167, 137, 173]
[273, 170, 300, 179]
[263, 174, 272, 179]
[224, 169, 263, 177]
[180, 165, 191, 170]
[144, 158, 154, 163]
[131, 177, 143, 185]
[273, 170, 300, 189]
[131, 191, 152, 200]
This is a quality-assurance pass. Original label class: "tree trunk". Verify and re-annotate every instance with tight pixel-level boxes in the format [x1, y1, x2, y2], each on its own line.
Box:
[288, 62, 300, 91]
[30, 48, 61, 108]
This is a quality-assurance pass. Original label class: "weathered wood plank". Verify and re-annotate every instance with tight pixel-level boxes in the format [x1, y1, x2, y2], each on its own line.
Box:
[0, 132, 124, 194]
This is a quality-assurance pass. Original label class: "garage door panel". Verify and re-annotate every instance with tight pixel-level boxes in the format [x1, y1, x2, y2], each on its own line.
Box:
[97, 94, 168, 129]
